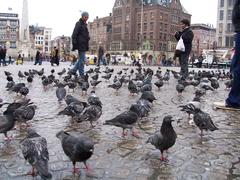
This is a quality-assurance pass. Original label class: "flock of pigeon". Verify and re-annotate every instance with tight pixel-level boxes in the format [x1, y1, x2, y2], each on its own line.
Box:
[0, 64, 233, 179]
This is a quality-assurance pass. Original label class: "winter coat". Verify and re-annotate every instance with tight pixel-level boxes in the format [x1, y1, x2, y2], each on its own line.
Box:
[232, 0, 240, 32]
[71, 18, 90, 52]
[175, 27, 194, 56]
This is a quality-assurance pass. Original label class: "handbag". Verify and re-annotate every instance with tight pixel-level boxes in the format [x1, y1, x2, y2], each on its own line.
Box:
[176, 36, 185, 52]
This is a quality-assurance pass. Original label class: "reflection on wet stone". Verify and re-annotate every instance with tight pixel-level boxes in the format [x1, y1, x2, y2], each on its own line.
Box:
[0, 64, 240, 179]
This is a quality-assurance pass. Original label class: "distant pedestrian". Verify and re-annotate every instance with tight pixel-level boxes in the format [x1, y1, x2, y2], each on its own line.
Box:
[70, 11, 90, 76]
[97, 45, 106, 66]
[0, 45, 7, 66]
[209, 50, 218, 69]
[225, 0, 240, 109]
[16, 54, 23, 65]
[51, 47, 59, 66]
[105, 53, 111, 65]
[175, 19, 194, 80]
[34, 50, 42, 65]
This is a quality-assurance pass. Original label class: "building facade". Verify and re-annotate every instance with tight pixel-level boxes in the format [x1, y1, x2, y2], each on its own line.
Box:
[191, 24, 216, 56]
[216, 0, 236, 48]
[29, 25, 52, 57]
[88, 15, 112, 54]
[110, 0, 191, 55]
[88, 0, 191, 57]
[0, 12, 20, 56]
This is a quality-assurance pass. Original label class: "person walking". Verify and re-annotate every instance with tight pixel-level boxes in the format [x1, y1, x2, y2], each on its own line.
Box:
[51, 47, 59, 66]
[225, 0, 240, 109]
[0, 45, 7, 66]
[175, 19, 194, 80]
[34, 50, 42, 65]
[70, 11, 90, 76]
[97, 45, 105, 66]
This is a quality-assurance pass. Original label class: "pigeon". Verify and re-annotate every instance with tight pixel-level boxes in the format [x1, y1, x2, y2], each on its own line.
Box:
[108, 79, 123, 95]
[140, 91, 156, 103]
[90, 79, 102, 88]
[183, 104, 218, 136]
[14, 104, 37, 127]
[87, 91, 101, 106]
[56, 83, 67, 101]
[65, 95, 88, 107]
[77, 99, 102, 127]
[0, 102, 19, 140]
[20, 129, 52, 179]
[146, 115, 177, 161]
[210, 77, 219, 90]
[104, 105, 140, 137]
[57, 68, 66, 76]
[176, 83, 185, 96]
[67, 81, 77, 92]
[19, 86, 29, 97]
[154, 79, 164, 90]
[56, 131, 94, 174]
[179, 97, 201, 119]
[27, 76, 33, 83]
[6, 75, 13, 82]
[18, 71, 25, 78]
[128, 80, 139, 95]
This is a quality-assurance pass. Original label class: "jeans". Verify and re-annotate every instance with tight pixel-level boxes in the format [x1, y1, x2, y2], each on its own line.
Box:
[0, 58, 6, 66]
[179, 53, 189, 79]
[73, 51, 86, 76]
[226, 32, 240, 108]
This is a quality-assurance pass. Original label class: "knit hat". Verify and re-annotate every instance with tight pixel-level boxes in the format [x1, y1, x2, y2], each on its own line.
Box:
[81, 11, 89, 17]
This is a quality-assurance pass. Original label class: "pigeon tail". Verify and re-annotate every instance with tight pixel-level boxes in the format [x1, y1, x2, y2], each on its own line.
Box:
[35, 159, 52, 179]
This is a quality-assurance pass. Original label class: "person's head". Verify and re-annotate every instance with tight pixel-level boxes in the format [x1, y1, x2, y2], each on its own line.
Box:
[180, 19, 190, 29]
[81, 11, 89, 22]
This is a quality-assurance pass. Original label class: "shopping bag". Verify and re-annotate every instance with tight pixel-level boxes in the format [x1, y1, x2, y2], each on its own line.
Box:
[176, 36, 185, 52]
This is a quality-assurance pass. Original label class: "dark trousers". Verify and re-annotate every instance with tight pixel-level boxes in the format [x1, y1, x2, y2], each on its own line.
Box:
[226, 32, 240, 108]
[179, 53, 189, 79]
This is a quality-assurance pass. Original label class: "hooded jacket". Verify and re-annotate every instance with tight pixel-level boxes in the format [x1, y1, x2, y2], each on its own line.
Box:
[71, 18, 90, 52]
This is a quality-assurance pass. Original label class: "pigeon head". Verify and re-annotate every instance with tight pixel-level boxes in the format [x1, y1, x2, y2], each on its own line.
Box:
[129, 104, 140, 117]
[27, 128, 40, 138]
[56, 130, 69, 140]
[163, 115, 174, 124]
[90, 90, 96, 94]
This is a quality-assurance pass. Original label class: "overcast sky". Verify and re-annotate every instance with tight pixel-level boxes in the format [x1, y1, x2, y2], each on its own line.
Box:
[0, 0, 218, 38]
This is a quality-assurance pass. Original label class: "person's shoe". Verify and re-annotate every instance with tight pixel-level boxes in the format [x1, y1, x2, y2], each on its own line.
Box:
[225, 102, 240, 109]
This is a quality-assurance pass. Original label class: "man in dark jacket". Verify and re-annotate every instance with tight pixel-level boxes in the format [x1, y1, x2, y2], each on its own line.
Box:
[175, 19, 194, 80]
[225, 0, 240, 108]
[71, 11, 90, 76]
[97, 45, 105, 66]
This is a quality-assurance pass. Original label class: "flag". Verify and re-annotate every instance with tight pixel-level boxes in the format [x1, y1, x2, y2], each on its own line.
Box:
[8, 7, 13, 11]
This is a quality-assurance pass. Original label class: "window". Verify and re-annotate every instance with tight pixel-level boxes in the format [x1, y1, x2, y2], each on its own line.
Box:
[150, 12, 154, 20]
[149, 32, 153, 39]
[219, 23, 223, 33]
[227, 10, 232, 20]
[150, 22, 154, 31]
[225, 36, 234, 47]
[228, 0, 234, 6]
[219, 10, 224, 20]
[220, 0, 224, 7]
[143, 23, 147, 31]
[218, 37, 222, 47]
[227, 23, 232, 32]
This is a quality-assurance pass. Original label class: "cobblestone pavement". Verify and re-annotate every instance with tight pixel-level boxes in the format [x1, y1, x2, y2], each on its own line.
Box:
[0, 62, 239, 180]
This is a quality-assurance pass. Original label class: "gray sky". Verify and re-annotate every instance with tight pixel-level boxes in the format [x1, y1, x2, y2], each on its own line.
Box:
[0, 0, 217, 38]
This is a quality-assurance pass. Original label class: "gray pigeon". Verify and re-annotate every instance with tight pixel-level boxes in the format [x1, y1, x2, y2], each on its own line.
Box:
[104, 105, 140, 137]
[56, 83, 67, 101]
[56, 131, 94, 174]
[20, 129, 52, 179]
[146, 115, 177, 161]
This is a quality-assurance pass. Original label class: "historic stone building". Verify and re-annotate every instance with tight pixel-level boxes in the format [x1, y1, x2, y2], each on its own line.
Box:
[216, 0, 236, 48]
[88, 0, 191, 57]
[191, 24, 216, 56]
[0, 12, 20, 57]
[88, 15, 112, 54]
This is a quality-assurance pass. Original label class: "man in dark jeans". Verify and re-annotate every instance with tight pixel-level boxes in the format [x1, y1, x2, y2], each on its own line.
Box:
[175, 19, 194, 80]
[225, 0, 240, 109]
[209, 50, 218, 69]
[51, 47, 59, 66]
[70, 11, 90, 76]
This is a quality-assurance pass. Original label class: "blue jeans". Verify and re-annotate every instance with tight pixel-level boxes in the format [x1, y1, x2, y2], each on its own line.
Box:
[226, 32, 240, 108]
[73, 51, 86, 76]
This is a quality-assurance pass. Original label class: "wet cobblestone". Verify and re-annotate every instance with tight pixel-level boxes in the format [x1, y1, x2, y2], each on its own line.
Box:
[0, 62, 240, 179]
